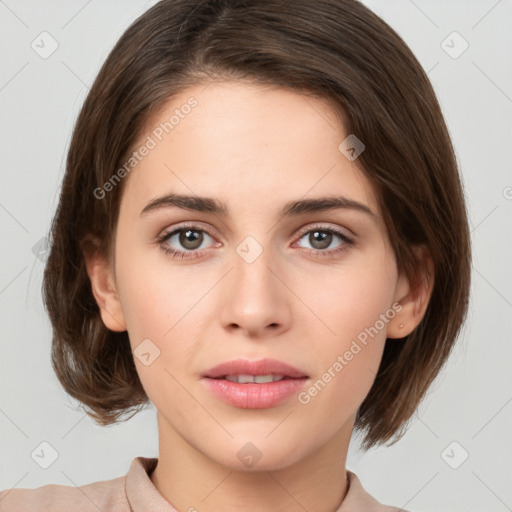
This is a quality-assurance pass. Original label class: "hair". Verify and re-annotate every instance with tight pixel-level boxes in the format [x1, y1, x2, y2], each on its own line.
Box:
[43, 0, 471, 450]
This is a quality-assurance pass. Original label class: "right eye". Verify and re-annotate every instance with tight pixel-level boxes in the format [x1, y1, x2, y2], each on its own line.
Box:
[156, 224, 218, 259]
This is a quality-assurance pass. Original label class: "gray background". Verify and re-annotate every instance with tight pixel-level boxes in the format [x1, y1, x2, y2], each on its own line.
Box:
[1, 1, 511, 511]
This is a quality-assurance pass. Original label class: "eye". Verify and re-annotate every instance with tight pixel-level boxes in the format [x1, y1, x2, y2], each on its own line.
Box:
[156, 224, 217, 259]
[156, 223, 354, 260]
[294, 224, 354, 257]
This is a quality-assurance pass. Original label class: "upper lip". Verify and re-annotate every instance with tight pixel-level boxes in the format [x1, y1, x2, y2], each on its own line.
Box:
[202, 358, 309, 379]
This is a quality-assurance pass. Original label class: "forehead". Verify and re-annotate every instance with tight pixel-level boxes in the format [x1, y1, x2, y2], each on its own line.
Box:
[120, 80, 380, 219]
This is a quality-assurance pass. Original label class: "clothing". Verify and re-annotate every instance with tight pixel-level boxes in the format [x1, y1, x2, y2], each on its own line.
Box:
[0, 456, 407, 511]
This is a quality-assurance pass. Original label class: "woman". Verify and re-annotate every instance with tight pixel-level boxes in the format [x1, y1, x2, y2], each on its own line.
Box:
[0, 0, 470, 510]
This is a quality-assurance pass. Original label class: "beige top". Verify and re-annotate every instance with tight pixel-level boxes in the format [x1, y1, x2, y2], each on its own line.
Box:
[0, 456, 407, 511]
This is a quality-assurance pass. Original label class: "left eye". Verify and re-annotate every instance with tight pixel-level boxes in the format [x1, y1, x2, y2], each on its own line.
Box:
[295, 228, 350, 252]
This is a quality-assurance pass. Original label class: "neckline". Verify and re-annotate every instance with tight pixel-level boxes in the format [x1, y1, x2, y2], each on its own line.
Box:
[126, 456, 366, 512]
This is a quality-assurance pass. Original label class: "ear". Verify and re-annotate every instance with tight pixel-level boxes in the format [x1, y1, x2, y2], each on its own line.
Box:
[82, 240, 127, 332]
[387, 245, 434, 339]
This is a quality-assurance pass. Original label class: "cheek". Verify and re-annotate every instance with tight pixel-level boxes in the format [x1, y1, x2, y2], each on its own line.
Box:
[295, 252, 397, 409]
[298, 250, 397, 348]
[114, 241, 209, 397]
[115, 237, 195, 340]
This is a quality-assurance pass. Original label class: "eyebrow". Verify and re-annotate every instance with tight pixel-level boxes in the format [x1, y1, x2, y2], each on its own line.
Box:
[140, 193, 375, 219]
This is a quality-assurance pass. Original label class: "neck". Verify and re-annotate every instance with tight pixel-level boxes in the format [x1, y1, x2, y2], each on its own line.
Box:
[150, 412, 353, 512]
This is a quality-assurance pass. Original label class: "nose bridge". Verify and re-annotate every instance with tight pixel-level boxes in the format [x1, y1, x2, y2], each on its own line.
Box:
[233, 235, 279, 303]
[220, 235, 289, 334]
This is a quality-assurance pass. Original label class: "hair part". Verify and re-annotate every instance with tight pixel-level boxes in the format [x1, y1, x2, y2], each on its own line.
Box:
[43, 0, 471, 449]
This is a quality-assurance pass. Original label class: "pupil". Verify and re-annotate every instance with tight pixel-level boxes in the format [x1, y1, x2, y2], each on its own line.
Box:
[311, 230, 331, 249]
[180, 229, 202, 249]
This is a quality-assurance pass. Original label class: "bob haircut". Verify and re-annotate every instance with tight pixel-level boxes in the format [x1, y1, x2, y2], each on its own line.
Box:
[43, 0, 471, 450]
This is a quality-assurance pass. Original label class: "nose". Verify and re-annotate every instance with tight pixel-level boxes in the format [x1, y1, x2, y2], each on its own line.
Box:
[219, 245, 291, 338]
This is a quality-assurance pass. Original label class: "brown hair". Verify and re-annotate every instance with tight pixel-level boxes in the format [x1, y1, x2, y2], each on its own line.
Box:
[43, 0, 471, 449]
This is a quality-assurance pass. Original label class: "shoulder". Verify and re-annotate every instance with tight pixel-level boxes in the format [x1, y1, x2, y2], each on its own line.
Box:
[0, 474, 129, 512]
[344, 470, 410, 512]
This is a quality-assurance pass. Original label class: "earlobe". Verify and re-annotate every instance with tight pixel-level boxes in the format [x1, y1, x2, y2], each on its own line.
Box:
[83, 242, 127, 332]
[387, 246, 434, 339]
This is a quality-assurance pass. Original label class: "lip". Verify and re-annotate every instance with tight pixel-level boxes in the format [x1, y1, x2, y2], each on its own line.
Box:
[201, 358, 309, 379]
[201, 358, 309, 409]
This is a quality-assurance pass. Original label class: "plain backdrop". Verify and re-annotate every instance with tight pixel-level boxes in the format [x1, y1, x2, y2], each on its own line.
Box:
[0, 1, 511, 511]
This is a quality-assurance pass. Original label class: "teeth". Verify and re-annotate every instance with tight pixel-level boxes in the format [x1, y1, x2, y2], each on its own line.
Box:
[224, 374, 285, 383]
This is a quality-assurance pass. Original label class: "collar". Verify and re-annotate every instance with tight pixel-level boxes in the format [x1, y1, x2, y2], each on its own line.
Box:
[125, 456, 395, 511]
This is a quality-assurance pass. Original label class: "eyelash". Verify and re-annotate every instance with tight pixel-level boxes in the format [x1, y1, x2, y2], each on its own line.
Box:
[156, 222, 354, 260]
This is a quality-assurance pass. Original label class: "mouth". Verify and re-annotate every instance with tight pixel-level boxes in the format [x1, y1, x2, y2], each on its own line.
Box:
[211, 374, 294, 383]
[201, 358, 309, 381]
[201, 358, 310, 409]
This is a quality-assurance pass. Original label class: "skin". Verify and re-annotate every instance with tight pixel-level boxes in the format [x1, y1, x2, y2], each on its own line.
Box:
[85, 80, 433, 512]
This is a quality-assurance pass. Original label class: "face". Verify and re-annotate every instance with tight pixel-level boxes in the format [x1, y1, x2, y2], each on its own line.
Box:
[97, 80, 410, 471]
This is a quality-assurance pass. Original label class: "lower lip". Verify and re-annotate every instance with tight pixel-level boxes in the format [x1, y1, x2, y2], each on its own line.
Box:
[202, 377, 309, 409]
